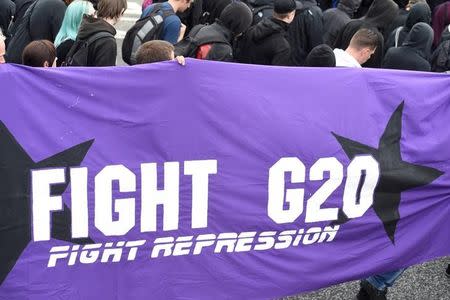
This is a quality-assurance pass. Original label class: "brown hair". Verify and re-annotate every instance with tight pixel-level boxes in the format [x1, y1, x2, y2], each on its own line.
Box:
[136, 40, 174, 64]
[97, 0, 127, 19]
[349, 28, 380, 51]
[22, 40, 56, 67]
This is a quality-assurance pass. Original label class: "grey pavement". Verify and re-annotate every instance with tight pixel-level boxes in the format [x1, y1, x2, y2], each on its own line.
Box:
[114, 3, 449, 299]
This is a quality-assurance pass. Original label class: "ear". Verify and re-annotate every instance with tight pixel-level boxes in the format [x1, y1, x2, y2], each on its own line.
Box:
[43, 61, 49, 68]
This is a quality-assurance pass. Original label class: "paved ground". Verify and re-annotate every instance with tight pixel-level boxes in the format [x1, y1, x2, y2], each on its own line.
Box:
[115, 3, 449, 299]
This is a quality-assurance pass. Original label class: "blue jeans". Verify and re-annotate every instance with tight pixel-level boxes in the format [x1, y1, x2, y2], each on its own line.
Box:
[365, 269, 406, 291]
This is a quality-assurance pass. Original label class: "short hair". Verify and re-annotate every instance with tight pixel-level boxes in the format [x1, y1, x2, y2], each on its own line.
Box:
[349, 28, 380, 51]
[22, 40, 56, 67]
[96, 0, 127, 19]
[136, 40, 174, 64]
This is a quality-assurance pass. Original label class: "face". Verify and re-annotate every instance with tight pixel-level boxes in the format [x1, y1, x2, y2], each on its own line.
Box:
[179, 0, 192, 12]
[0, 36, 5, 64]
[359, 47, 376, 64]
[286, 11, 296, 24]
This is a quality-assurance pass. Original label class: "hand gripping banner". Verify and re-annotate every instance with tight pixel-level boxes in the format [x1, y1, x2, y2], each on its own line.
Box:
[0, 60, 449, 299]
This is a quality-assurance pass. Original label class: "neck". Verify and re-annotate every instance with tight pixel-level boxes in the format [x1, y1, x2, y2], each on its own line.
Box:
[103, 18, 116, 26]
[345, 47, 361, 64]
[168, 0, 179, 13]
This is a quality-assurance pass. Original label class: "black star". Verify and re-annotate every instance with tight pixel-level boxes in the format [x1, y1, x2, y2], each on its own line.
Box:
[332, 102, 443, 244]
[0, 121, 94, 285]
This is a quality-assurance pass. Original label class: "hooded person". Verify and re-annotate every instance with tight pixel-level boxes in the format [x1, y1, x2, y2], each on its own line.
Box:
[385, 2, 431, 51]
[323, 0, 362, 46]
[430, 19, 450, 72]
[236, 0, 297, 66]
[382, 22, 433, 71]
[175, 1, 253, 61]
[333, 0, 398, 68]
[287, 0, 324, 66]
[6, 0, 67, 64]
[432, 2, 450, 48]
[65, 0, 127, 66]
[305, 44, 336, 67]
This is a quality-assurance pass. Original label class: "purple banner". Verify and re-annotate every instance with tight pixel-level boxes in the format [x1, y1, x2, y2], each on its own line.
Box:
[0, 60, 449, 300]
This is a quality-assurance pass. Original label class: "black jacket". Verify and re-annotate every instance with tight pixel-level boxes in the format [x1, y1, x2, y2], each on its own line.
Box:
[191, 22, 233, 62]
[385, 3, 431, 52]
[236, 17, 292, 66]
[431, 26, 450, 72]
[287, 0, 324, 66]
[323, 0, 362, 46]
[75, 15, 117, 66]
[382, 22, 433, 71]
[6, 0, 33, 45]
[0, 0, 15, 35]
[6, 0, 66, 63]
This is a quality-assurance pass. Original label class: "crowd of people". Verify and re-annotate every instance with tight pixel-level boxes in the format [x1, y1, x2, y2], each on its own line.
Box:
[0, 0, 449, 299]
[0, 0, 449, 71]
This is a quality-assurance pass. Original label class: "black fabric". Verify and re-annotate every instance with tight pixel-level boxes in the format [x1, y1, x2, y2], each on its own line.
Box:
[219, 1, 253, 35]
[362, 0, 399, 37]
[274, 0, 297, 13]
[385, 3, 431, 51]
[287, 0, 324, 66]
[56, 38, 74, 66]
[74, 15, 116, 66]
[236, 17, 292, 66]
[323, 0, 362, 46]
[431, 26, 450, 72]
[0, 0, 15, 35]
[178, 0, 203, 34]
[5, 0, 65, 63]
[382, 22, 433, 71]
[6, 0, 33, 46]
[201, 0, 232, 25]
[305, 44, 336, 67]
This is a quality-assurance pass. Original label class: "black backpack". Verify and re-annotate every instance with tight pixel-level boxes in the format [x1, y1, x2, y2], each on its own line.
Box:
[174, 24, 229, 58]
[122, 4, 175, 65]
[64, 32, 114, 66]
[245, 0, 274, 25]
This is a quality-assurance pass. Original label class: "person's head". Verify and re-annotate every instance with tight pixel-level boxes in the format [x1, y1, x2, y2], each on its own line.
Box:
[364, 0, 398, 33]
[405, 0, 426, 11]
[432, 2, 450, 47]
[403, 22, 433, 59]
[96, 0, 127, 25]
[136, 40, 175, 64]
[405, 2, 431, 29]
[168, 0, 193, 13]
[0, 29, 5, 64]
[347, 28, 380, 64]
[218, 2, 253, 37]
[305, 44, 336, 67]
[22, 40, 57, 67]
[273, 0, 297, 24]
[55, 1, 94, 47]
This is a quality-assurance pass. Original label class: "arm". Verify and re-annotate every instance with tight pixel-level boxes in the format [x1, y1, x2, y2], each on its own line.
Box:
[272, 41, 293, 66]
[92, 37, 117, 66]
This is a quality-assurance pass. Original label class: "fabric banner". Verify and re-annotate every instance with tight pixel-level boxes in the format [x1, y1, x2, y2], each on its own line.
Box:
[0, 60, 449, 300]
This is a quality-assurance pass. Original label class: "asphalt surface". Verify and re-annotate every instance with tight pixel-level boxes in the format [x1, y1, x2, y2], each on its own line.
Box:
[116, 2, 450, 299]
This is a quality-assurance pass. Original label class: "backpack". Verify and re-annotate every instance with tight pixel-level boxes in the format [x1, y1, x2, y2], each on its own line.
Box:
[5, 0, 38, 64]
[122, 3, 175, 65]
[64, 32, 114, 66]
[245, 0, 274, 25]
[174, 24, 230, 58]
[431, 39, 450, 72]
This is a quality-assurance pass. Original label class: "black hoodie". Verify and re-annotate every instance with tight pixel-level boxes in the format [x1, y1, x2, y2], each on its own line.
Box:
[75, 14, 116, 66]
[385, 3, 431, 51]
[382, 22, 433, 71]
[323, 0, 362, 46]
[236, 17, 292, 66]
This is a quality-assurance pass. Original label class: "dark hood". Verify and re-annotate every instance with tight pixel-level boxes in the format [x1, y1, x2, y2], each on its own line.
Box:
[251, 17, 288, 43]
[300, 0, 318, 8]
[219, 1, 253, 35]
[247, 0, 274, 5]
[403, 22, 433, 59]
[203, 0, 232, 22]
[337, 0, 362, 16]
[77, 15, 116, 40]
[196, 22, 231, 43]
[363, 0, 398, 32]
[405, 3, 431, 30]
